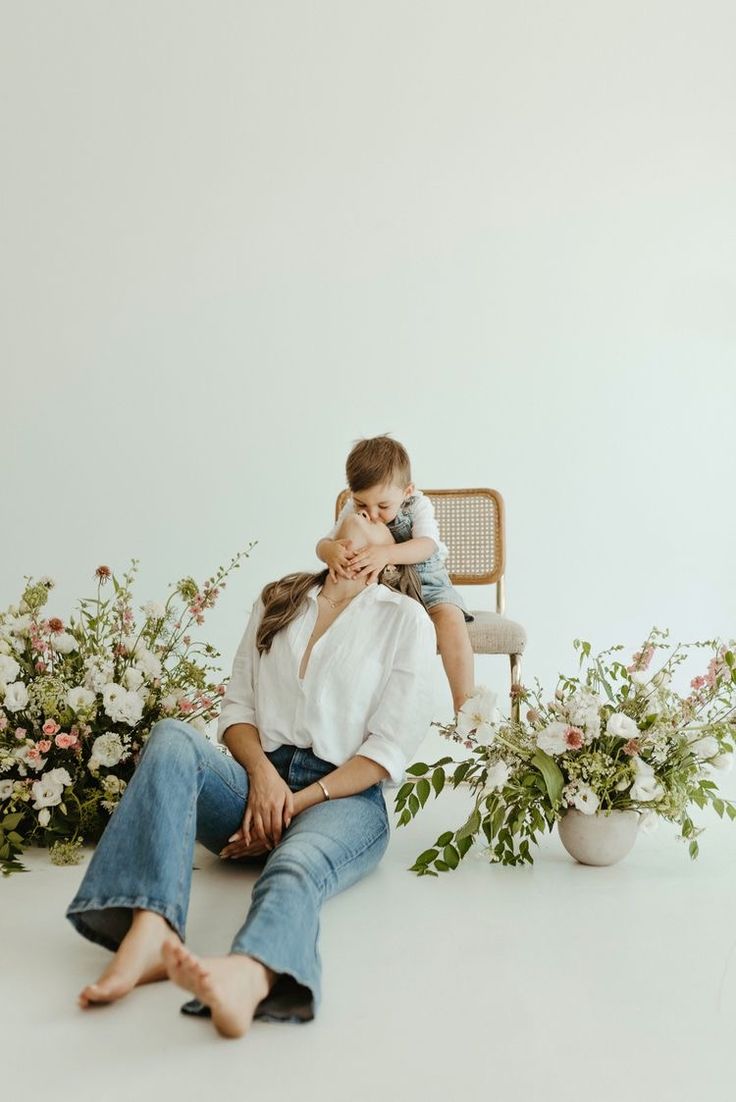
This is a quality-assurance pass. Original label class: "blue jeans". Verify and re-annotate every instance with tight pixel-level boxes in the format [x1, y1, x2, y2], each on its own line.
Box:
[65, 719, 390, 1023]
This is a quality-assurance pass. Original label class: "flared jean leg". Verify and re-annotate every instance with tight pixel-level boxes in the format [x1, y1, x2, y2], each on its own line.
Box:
[66, 719, 248, 950]
[231, 785, 390, 1021]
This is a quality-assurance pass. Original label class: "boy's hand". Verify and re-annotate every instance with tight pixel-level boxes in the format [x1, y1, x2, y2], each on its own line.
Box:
[348, 544, 391, 586]
[323, 538, 357, 582]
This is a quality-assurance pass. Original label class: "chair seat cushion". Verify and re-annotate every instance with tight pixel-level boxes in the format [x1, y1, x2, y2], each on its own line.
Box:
[466, 612, 527, 655]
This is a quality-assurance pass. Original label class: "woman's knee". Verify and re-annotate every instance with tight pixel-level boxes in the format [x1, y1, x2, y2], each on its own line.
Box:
[143, 718, 200, 759]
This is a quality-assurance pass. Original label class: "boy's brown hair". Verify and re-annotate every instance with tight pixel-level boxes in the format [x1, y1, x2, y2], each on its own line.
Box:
[345, 434, 412, 493]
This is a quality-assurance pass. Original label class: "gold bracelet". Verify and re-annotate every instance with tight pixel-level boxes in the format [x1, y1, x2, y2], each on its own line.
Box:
[317, 779, 331, 801]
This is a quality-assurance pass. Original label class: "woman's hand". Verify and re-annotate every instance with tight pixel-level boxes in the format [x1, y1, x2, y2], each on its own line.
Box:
[228, 762, 295, 853]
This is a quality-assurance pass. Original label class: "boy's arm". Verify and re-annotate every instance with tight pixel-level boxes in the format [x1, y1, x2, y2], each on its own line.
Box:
[385, 536, 437, 566]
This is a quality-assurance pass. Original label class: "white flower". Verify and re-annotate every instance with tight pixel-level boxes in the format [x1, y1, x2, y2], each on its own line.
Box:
[0, 639, 11, 654]
[83, 656, 114, 693]
[712, 753, 734, 773]
[483, 760, 511, 793]
[639, 809, 659, 833]
[134, 645, 162, 681]
[161, 693, 178, 714]
[102, 683, 144, 727]
[3, 681, 29, 712]
[51, 632, 78, 655]
[537, 722, 569, 756]
[6, 614, 31, 637]
[143, 601, 166, 621]
[630, 756, 664, 803]
[38, 807, 51, 827]
[456, 687, 499, 745]
[14, 745, 47, 774]
[67, 686, 97, 714]
[566, 689, 602, 739]
[31, 768, 71, 809]
[690, 736, 719, 760]
[652, 669, 672, 689]
[572, 784, 600, 815]
[0, 654, 20, 687]
[89, 733, 125, 769]
[123, 667, 145, 692]
[0, 779, 15, 800]
[606, 713, 640, 740]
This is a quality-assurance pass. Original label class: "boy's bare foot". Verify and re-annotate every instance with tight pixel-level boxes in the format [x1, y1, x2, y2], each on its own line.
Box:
[162, 941, 274, 1039]
[78, 910, 181, 1009]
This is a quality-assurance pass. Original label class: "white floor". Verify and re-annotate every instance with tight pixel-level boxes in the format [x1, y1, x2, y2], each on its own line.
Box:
[3, 782, 735, 1102]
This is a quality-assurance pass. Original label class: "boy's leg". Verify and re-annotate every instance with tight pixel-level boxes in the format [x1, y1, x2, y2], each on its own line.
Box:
[429, 603, 475, 713]
[66, 719, 249, 1004]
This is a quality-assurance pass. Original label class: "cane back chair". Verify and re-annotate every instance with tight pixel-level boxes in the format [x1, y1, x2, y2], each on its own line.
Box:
[334, 488, 527, 720]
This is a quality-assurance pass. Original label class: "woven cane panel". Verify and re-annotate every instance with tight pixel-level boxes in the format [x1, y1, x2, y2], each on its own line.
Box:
[425, 490, 502, 584]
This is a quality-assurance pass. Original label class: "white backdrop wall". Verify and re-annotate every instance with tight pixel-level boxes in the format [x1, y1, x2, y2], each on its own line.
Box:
[2, 2, 735, 729]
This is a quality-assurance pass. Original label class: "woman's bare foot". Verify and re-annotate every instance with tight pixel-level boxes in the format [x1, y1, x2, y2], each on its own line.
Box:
[162, 941, 274, 1039]
[78, 910, 181, 1009]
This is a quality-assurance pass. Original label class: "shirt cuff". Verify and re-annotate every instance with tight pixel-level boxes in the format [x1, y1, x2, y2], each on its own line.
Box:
[216, 705, 258, 745]
[357, 734, 408, 785]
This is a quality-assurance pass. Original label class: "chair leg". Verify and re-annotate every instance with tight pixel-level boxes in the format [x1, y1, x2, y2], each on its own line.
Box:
[509, 653, 523, 724]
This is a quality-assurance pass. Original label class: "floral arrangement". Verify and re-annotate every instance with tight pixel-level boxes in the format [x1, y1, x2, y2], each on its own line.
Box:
[0, 550, 252, 875]
[396, 630, 736, 875]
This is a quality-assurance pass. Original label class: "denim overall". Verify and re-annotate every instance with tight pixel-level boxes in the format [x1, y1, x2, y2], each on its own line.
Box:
[388, 496, 473, 621]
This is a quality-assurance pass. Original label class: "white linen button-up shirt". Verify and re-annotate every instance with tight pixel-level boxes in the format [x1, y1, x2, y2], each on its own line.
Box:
[217, 583, 437, 783]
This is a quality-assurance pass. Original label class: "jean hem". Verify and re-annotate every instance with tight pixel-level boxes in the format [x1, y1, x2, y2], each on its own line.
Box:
[66, 895, 185, 952]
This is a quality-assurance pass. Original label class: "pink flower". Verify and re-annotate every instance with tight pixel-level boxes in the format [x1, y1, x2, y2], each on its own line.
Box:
[37, 739, 52, 753]
[15, 727, 27, 740]
[42, 718, 60, 737]
[36, 661, 47, 673]
[27, 748, 42, 763]
[564, 726, 584, 750]
[623, 738, 640, 756]
[526, 709, 541, 725]
[179, 699, 194, 714]
[183, 635, 191, 646]
[47, 617, 64, 634]
[95, 565, 112, 582]
[55, 732, 79, 749]
[690, 675, 706, 690]
[216, 684, 226, 697]
[628, 643, 655, 673]
[0, 715, 7, 732]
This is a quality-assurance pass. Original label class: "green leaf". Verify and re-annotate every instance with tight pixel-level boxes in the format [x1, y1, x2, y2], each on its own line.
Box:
[531, 749, 564, 805]
[456, 834, 473, 858]
[725, 803, 736, 821]
[431, 769, 445, 797]
[398, 809, 411, 827]
[436, 831, 454, 847]
[416, 779, 431, 807]
[415, 848, 439, 867]
[456, 808, 481, 841]
[713, 798, 725, 818]
[434, 859, 449, 872]
[408, 795, 420, 815]
[443, 845, 460, 869]
[406, 762, 429, 776]
[396, 782, 413, 801]
[2, 813, 23, 831]
[689, 840, 699, 859]
[7, 832, 23, 846]
[453, 762, 471, 786]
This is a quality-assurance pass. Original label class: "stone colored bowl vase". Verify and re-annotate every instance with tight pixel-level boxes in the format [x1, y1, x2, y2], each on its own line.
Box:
[558, 808, 640, 866]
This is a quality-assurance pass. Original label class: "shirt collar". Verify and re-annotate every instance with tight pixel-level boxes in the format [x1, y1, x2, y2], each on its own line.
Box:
[306, 582, 402, 606]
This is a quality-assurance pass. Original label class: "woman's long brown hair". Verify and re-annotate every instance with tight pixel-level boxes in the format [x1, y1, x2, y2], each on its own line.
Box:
[256, 565, 425, 655]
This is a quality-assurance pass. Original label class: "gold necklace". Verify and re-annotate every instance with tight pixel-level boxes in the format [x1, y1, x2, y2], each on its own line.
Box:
[318, 589, 355, 610]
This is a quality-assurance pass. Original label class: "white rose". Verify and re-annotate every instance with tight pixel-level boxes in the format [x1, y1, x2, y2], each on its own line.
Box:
[630, 756, 664, 803]
[143, 601, 166, 621]
[38, 807, 51, 827]
[51, 632, 78, 655]
[0, 779, 15, 800]
[46, 767, 72, 788]
[572, 785, 600, 815]
[134, 645, 162, 681]
[89, 733, 124, 768]
[712, 753, 734, 773]
[606, 713, 640, 740]
[690, 736, 719, 760]
[483, 760, 511, 793]
[0, 654, 20, 686]
[456, 687, 499, 745]
[537, 722, 569, 756]
[123, 667, 145, 692]
[116, 690, 144, 727]
[67, 686, 97, 713]
[31, 773, 67, 809]
[3, 681, 29, 712]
